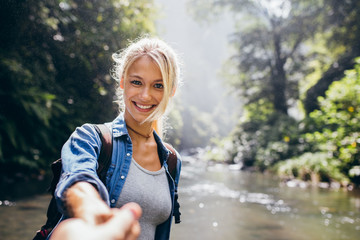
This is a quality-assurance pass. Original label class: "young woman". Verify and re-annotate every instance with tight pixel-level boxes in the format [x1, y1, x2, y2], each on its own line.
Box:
[52, 37, 182, 240]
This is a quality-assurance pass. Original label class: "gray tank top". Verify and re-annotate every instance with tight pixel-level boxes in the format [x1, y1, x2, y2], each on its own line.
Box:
[116, 158, 172, 240]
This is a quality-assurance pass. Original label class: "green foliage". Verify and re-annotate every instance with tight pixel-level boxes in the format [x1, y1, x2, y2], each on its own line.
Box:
[275, 152, 348, 183]
[275, 58, 360, 185]
[0, 0, 157, 178]
[300, 32, 345, 100]
[230, 110, 303, 169]
[304, 58, 360, 184]
[302, 0, 360, 113]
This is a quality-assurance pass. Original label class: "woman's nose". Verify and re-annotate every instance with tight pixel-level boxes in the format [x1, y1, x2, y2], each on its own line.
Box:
[139, 87, 151, 101]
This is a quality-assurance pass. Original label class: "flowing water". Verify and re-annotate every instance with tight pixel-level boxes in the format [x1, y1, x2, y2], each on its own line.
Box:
[0, 156, 359, 240]
[170, 158, 360, 240]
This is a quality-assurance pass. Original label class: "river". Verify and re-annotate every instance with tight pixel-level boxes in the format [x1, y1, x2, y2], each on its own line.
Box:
[0, 156, 359, 240]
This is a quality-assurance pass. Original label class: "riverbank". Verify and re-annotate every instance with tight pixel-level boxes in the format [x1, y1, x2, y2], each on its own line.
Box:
[196, 147, 360, 192]
[0, 173, 51, 200]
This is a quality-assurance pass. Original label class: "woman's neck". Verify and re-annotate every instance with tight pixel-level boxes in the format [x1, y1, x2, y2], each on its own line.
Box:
[127, 124, 153, 139]
[124, 118, 153, 141]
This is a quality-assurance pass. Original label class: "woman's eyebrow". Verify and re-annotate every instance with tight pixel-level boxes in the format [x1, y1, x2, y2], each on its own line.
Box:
[129, 74, 163, 82]
[129, 74, 143, 79]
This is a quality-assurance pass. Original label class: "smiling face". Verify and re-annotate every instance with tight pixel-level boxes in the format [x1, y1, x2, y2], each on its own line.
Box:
[121, 55, 164, 125]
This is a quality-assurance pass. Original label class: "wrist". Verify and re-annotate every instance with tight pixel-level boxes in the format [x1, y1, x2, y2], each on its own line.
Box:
[65, 182, 100, 217]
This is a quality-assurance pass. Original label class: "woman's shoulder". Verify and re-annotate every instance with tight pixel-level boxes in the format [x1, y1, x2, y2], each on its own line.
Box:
[71, 123, 99, 139]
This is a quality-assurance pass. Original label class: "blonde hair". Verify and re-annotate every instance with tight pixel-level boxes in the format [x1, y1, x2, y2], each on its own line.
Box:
[111, 36, 181, 132]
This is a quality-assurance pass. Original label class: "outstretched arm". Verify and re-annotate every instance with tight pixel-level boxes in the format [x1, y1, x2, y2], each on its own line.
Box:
[51, 182, 141, 240]
[55, 124, 111, 214]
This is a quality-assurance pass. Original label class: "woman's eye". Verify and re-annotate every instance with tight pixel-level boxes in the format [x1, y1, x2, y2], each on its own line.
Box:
[130, 80, 142, 86]
[154, 83, 164, 89]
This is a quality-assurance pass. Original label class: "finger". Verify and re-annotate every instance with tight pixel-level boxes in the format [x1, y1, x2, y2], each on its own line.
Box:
[125, 221, 141, 240]
[121, 203, 142, 240]
[120, 202, 142, 220]
[100, 207, 139, 239]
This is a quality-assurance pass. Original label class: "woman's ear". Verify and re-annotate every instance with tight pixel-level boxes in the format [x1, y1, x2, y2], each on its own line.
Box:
[120, 78, 124, 89]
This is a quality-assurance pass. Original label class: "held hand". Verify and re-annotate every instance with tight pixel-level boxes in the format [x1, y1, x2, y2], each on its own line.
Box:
[51, 202, 142, 240]
[102, 203, 142, 240]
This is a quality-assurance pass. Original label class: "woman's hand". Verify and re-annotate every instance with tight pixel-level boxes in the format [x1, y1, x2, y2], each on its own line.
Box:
[65, 181, 113, 225]
[51, 202, 142, 240]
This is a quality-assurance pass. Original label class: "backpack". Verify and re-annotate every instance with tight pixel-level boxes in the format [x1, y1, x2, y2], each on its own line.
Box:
[33, 124, 180, 240]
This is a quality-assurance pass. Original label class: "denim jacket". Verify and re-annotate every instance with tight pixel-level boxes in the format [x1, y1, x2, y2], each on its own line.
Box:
[54, 114, 181, 240]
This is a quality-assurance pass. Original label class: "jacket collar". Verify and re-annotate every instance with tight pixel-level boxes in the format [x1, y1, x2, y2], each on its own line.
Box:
[111, 113, 128, 138]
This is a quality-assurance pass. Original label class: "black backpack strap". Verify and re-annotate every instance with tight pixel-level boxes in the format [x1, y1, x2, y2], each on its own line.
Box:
[93, 124, 113, 184]
[164, 143, 177, 181]
[164, 143, 181, 224]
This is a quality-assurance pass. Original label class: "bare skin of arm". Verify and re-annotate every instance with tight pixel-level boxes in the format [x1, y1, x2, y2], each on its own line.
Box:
[52, 182, 142, 240]
[64, 181, 113, 225]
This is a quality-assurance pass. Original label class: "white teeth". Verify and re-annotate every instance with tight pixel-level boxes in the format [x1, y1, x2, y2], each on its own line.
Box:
[136, 103, 152, 109]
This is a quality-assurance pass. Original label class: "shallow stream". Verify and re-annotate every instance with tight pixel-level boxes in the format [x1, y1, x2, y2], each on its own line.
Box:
[0, 157, 359, 240]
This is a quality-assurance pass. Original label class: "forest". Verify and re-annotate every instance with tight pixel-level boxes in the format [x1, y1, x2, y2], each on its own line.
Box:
[0, 0, 359, 192]
[0, 0, 157, 188]
[191, 0, 360, 187]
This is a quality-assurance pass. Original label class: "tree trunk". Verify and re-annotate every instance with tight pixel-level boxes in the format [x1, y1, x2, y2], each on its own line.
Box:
[271, 33, 288, 115]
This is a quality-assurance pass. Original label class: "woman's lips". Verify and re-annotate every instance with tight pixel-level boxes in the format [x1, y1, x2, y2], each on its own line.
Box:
[133, 101, 155, 112]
